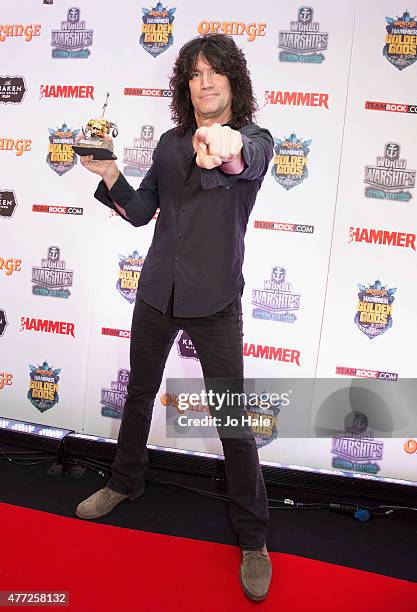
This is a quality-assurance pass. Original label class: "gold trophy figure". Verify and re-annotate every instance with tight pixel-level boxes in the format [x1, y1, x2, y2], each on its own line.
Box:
[72, 93, 119, 160]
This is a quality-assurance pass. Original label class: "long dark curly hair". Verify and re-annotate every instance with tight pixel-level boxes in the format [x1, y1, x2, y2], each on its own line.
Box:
[169, 34, 257, 135]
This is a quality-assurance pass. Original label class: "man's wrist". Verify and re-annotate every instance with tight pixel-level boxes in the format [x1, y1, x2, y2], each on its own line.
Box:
[102, 163, 120, 191]
[220, 152, 245, 175]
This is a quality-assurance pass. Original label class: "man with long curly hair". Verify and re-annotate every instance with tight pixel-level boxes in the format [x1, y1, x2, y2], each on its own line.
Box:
[76, 33, 273, 601]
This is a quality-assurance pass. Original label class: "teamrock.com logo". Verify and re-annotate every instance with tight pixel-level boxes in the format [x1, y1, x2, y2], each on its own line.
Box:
[336, 366, 398, 382]
[124, 87, 171, 97]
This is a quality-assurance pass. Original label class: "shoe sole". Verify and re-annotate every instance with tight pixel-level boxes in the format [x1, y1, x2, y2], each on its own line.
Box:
[75, 488, 145, 520]
[76, 509, 115, 520]
[239, 567, 269, 602]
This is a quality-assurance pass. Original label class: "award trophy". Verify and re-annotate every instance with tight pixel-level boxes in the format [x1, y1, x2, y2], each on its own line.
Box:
[72, 93, 119, 160]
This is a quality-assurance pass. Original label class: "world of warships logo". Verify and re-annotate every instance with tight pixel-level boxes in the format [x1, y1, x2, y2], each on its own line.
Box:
[364, 143, 415, 201]
[252, 266, 301, 323]
[51, 7, 93, 58]
[278, 7, 328, 63]
[100, 369, 130, 419]
[123, 125, 158, 177]
[332, 412, 384, 475]
[32, 246, 74, 298]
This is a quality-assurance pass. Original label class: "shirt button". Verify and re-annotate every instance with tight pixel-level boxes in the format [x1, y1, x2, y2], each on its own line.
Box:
[175, 256, 179, 261]
[185, 179, 191, 186]
[178, 233, 182, 238]
[181, 206, 186, 211]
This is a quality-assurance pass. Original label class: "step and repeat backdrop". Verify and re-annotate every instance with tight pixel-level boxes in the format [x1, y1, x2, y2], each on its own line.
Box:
[1, 0, 416, 484]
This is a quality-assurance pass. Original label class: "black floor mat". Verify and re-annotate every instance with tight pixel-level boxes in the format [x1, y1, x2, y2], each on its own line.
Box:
[1, 446, 416, 583]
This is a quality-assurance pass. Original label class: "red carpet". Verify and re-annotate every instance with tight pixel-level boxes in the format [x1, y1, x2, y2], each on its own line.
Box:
[0, 502, 416, 611]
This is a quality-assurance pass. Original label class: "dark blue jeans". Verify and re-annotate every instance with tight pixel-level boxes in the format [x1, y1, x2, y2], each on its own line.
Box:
[108, 293, 269, 550]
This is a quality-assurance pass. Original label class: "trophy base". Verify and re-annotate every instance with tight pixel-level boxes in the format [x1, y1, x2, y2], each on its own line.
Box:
[72, 145, 117, 160]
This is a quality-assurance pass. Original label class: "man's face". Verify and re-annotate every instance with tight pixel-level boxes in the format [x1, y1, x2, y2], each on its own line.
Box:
[188, 54, 232, 124]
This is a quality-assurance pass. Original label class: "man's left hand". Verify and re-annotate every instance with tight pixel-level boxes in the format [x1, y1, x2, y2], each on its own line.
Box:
[194, 124, 243, 170]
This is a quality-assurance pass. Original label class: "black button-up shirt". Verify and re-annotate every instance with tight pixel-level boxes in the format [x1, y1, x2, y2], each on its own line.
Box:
[94, 122, 273, 317]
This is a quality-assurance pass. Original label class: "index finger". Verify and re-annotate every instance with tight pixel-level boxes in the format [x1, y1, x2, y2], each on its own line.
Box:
[194, 126, 210, 145]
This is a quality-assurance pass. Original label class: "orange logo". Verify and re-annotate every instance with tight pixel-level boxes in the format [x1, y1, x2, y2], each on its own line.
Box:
[0, 138, 32, 156]
[0, 372, 13, 390]
[197, 21, 266, 42]
[160, 393, 174, 407]
[0, 257, 22, 276]
[403, 439, 417, 454]
[160, 392, 209, 415]
[0, 24, 41, 42]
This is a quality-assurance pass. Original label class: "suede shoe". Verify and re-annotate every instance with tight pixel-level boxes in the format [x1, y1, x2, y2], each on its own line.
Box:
[75, 486, 144, 520]
[240, 545, 272, 601]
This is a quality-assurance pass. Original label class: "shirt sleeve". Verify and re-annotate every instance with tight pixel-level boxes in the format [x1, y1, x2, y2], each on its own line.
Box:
[94, 137, 161, 227]
[199, 123, 274, 190]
